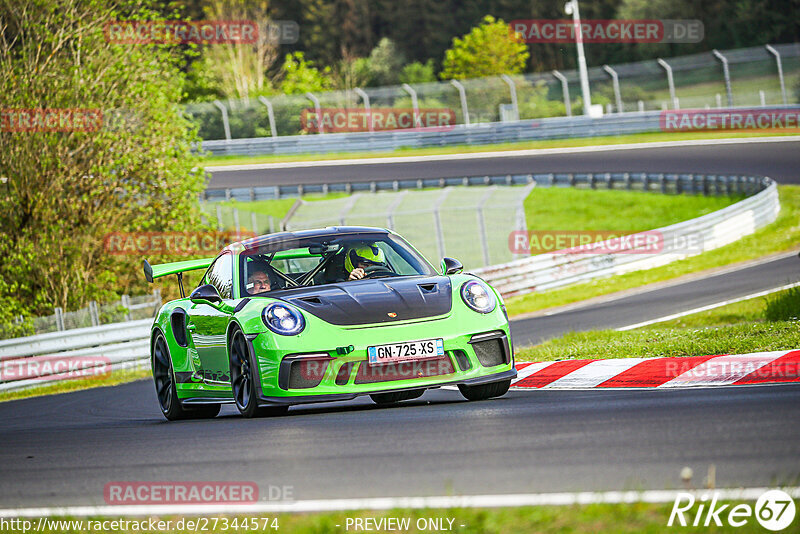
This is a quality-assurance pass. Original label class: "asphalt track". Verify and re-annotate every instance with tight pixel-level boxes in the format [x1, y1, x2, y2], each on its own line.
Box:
[0, 139, 798, 509]
[207, 138, 800, 188]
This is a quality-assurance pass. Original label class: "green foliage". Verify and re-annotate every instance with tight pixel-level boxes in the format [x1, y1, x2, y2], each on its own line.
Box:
[279, 52, 334, 95]
[399, 60, 437, 85]
[765, 286, 800, 322]
[367, 38, 405, 86]
[0, 0, 205, 321]
[440, 15, 530, 80]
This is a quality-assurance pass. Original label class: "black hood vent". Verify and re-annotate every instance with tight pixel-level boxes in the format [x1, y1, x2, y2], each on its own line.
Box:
[277, 276, 452, 326]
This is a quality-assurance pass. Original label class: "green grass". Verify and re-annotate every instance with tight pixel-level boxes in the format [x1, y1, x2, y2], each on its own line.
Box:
[765, 285, 800, 321]
[201, 130, 798, 166]
[516, 286, 800, 361]
[507, 185, 800, 318]
[0, 368, 150, 403]
[32, 502, 785, 533]
[525, 187, 738, 234]
[516, 322, 799, 361]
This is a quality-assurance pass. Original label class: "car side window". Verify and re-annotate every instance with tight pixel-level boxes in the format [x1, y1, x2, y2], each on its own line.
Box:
[205, 252, 233, 299]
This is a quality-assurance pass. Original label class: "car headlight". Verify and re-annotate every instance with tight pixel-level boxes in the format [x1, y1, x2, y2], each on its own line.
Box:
[262, 303, 305, 335]
[460, 280, 496, 314]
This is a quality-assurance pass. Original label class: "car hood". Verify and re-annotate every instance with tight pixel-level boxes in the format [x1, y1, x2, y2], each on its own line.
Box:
[275, 275, 453, 326]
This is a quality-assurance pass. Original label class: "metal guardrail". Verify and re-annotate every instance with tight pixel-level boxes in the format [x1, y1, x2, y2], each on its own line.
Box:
[0, 319, 152, 392]
[0, 172, 779, 391]
[474, 175, 779, 298]
[200, 105, 800, 157]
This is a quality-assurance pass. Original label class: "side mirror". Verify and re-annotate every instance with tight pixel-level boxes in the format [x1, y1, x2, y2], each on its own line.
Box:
[441, 257, 463, 275]
[190, 284, 222, 305]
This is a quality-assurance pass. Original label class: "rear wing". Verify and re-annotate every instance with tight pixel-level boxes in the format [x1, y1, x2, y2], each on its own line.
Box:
[143, 258, 214, 298]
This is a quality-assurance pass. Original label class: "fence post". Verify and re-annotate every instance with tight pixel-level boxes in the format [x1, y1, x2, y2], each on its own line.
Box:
[89, 301, 100, 327]
[215, 204, 223, 230]
[759, 90, 766, 107]
[716, 93, 722, 108]
[401, 83, 421, 128]
[432, 188, 451, 259]
[602, 65, 623, 113]
[354, 88, 373, 132]
[712, 50, 734, 107]
[305, 92, 324, 133]
[212, 100, 232, 142]
[765, 45, 787, 105]
[551, 70, 571, 117]
[500, 74, 519, 121]
[121, 295, 132, 322]
[233, 208, 241, 237]
[656, 58, 678, 109]
[257, 96, 278, 137]
[385, 191, 407, 231]
[54, 307, 65, 331]
[476, 187, 496, 266]
[449, 79, 470, 125]
[251, 211, 258, 234]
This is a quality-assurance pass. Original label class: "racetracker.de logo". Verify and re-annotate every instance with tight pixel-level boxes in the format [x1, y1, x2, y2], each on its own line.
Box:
[1, 108, 103, 132]
[300, 108, 456, 133]
[1, 356, 111, 382]
[104, 20, 257, 44]
[661, 109, 800, 132]
[508, 230, 704, 255]
[510, 19, 703, 43]
[104, 482, 259, 505]
[103, 231, 255, 256]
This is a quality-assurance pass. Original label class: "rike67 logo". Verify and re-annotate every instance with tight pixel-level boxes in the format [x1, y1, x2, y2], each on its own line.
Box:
[668, 490, 796, 531]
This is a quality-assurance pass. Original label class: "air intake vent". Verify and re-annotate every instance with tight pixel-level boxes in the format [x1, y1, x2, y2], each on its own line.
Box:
[279, 355, 331, 389]
[299, 296, 322, 305]
[354, 357, 454, 384]
[472, 338, 508, 368]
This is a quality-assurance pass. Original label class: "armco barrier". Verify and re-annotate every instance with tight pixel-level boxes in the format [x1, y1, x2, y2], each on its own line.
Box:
[0, 173, 780, 391]
[201, 105, 800, 157]
[474, 175, 779, 298]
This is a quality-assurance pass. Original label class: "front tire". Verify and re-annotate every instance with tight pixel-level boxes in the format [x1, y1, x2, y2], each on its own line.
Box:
[152, 332, 220, 420]
[458, 379, 511, 401]
[229, 327, 289, 418]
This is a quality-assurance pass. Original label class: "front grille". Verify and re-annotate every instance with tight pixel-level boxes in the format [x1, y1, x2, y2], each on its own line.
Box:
[281, 357, 331, 389]
[354, 357, 455, 384]
[472, 338, 508, 367]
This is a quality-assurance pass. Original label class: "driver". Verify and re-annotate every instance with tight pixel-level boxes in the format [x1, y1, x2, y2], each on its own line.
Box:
[344, 243, 389, 280]
[246, 260, 273, 295]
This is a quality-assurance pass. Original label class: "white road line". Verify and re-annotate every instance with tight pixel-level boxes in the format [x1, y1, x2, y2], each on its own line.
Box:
[616, 281, 800, 331]
[660, 352, 788, 388]
[543, 359, 648, 389]
[205, 135, 800, 171]
[2, 487, 798, 517]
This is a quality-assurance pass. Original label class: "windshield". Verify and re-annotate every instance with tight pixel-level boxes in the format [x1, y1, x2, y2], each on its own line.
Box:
[239, 232, 437, 297]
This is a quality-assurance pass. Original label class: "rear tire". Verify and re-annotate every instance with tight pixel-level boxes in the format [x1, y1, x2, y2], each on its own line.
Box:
[370, 389, 425, 405]
[229, 327, 290, 418]
[458, 379, 511, 401]
[153, 332, 220, 421]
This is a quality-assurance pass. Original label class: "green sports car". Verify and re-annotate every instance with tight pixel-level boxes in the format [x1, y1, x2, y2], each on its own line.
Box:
[143, 227, 515, 420]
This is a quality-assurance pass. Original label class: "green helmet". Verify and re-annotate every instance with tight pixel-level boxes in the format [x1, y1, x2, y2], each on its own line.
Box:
[345, 243, 386, 272]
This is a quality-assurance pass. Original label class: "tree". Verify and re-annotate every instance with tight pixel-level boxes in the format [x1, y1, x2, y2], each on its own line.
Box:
[188, 0, 280, 100]
[279, 52, 334, 94]
[368, 38, 405, 86]
[440, 15, 529, 80]
[399, 60, 437, 84]
[0, 0, 205, 319]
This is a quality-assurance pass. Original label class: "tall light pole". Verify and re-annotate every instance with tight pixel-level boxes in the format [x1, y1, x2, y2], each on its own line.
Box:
[565, 0, 592, 115]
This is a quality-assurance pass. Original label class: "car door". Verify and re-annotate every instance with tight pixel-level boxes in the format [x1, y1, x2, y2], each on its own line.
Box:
[187, 251, 234, 384]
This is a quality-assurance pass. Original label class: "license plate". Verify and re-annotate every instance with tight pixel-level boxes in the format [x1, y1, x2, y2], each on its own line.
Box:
[367, 338, 444, 366]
